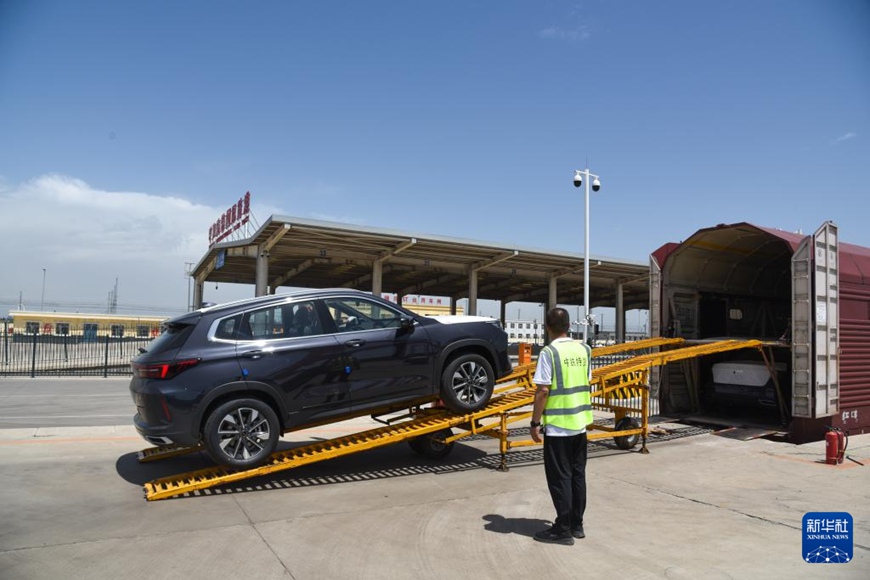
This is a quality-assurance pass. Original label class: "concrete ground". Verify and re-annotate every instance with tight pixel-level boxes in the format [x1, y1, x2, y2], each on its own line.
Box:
[0, 382, 868, 579]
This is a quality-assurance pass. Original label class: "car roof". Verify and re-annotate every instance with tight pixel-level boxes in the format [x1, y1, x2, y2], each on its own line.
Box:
[203, 288, 372, 313]
[164, 288, 380, 325]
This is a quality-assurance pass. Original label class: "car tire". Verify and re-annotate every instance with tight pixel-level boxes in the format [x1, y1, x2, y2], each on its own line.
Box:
[408, 428, 454, 459]
[613, 416, 640, 450]
[439, 354, 494, 414]
[203, 398, 280, 469]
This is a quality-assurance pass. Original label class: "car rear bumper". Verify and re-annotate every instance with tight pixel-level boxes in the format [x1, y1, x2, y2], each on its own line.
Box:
[133, 412, 199, 447]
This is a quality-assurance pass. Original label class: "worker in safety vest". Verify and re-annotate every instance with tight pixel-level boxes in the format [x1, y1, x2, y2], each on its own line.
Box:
[530, 307, 593, 545]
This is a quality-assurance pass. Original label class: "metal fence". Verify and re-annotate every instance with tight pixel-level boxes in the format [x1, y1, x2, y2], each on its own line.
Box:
[509, 345, 661, 416]
[3, 321, 662, 418]
[1, 321, 152, 377]
[591, 351, 660, 417]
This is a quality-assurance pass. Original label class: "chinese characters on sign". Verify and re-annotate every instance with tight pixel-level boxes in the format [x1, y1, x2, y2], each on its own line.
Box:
[209, 192, 251, 245]
[381, 293, 444, 306]
[841, 409, 858, 423]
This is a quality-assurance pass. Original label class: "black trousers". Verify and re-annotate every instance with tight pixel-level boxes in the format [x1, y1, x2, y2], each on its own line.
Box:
[543, 432, 588, 533]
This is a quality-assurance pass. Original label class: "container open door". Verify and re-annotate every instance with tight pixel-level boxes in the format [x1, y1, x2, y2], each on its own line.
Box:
[649, 254, 662, 394]
[649, 254, 662, 339]
[791, 222, 839, 418]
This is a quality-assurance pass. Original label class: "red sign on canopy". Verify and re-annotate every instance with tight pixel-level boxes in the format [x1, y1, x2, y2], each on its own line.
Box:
[209, 192, 251, 245]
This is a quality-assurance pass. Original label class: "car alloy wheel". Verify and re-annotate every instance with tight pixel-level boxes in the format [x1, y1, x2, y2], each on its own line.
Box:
[204, 398, 279, 468]
[440, 354, 494, 414]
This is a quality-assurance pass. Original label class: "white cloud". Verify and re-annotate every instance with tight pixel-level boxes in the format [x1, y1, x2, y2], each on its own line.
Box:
[0, 175, 250, 313]
[831, 132, 857, 145]
[538, 25, 591, 42]
[2, 174, 211, 261]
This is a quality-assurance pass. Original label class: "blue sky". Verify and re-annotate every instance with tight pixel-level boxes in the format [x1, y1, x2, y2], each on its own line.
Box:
[1, 1, 868, 326]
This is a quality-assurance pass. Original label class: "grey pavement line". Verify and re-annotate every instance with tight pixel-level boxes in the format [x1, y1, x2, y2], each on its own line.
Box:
[0, 394, 130, 397]
[760, 443, 870, 458]
[232, 495, 296, 579]
[0, 522, 260, 556]
[0, 484, 541, 557]
[263, 481, 544, 528]
[0, 428, 139, 440]
[601, 474, 870, 553]
[0, 415, 129, 419]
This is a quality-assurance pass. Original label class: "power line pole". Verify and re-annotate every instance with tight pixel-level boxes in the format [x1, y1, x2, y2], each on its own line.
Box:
[184, 262, 195, 312]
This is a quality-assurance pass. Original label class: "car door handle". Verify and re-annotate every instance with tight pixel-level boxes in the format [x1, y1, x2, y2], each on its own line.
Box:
[241, 350, 264, 359]
[344, 339, 366, 347]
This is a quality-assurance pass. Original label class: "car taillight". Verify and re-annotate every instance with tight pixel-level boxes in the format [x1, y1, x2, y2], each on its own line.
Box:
[133, 359, 200, 380]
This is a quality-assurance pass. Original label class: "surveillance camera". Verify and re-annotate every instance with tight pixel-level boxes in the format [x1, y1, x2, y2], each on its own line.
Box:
[573, 171, 582, 188]
[591, 177, 601, 192]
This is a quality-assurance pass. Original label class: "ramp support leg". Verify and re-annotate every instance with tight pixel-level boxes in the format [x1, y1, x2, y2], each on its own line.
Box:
[641, 374, 650, 454]
[497, 413, 509, 472]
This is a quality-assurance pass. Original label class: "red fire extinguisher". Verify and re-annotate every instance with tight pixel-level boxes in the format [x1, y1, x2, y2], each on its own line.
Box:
[825, 427, 847, 465]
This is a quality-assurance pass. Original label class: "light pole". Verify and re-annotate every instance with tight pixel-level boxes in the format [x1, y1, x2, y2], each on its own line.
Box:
[573, 167, 601, 344]
[41, 268, 46, 311]
[184, 262, 195, 311]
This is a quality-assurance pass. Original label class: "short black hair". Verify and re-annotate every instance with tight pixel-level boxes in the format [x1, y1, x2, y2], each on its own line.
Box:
[545, 307, 570, 335]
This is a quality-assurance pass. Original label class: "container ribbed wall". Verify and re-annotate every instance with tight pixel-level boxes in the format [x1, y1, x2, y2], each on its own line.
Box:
[840, 283, 870, 408]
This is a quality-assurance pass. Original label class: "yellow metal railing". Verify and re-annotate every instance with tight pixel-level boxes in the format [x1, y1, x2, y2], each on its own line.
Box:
[138, 338, 766, 500]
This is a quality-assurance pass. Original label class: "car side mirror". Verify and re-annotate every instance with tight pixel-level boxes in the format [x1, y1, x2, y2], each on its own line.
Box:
[399, 317, 414, 332]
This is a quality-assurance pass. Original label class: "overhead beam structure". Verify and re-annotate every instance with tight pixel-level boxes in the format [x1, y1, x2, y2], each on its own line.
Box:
[190, 215, 650, 327]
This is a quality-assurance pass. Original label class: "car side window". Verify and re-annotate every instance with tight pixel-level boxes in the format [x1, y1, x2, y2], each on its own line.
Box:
[241, 306, 285, 340]
[214, 314, 242, 340]
[325, 297, 404, 333]
[239, 301, 323, 340]
[286, 301, 322, 337]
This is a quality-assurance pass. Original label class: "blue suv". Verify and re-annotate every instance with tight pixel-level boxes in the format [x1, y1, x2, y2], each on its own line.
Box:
[130, 289, 510, 468]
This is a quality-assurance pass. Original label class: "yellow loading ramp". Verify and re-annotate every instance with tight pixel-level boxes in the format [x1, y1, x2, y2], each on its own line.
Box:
[139, 337, 763, 501]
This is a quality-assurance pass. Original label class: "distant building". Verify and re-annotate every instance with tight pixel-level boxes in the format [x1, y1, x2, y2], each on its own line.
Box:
[6, 293, 465, 339]
[381, 294, 464, 317]
[505, 318, 648, 346]
[504, 319, 546, 345]
[6, 311, 166, 338]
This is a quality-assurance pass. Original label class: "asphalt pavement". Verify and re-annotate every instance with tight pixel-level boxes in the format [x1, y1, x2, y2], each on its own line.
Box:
[0, 378, 868, 579]
[0, 377, 130, 428]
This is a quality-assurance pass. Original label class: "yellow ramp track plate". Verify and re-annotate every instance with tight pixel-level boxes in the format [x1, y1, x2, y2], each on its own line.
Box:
[138, 443, 202, 463]
[593, 339, 763, 386]
[144, 377, 535, 501]
[591, 337, 685, 357]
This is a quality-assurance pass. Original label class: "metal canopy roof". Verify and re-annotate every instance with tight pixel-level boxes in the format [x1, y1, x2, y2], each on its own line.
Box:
[662, 221, 870, 294]
[192, 216, 650, 310]
[662, 223, 798, 298]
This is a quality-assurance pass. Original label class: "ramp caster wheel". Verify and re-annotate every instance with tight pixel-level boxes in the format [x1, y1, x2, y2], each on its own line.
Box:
[408, 428, 454, 459]
[613, 417, 640, 450]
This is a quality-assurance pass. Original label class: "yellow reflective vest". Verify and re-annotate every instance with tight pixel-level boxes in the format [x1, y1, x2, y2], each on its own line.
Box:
[542, 340, 593, 431]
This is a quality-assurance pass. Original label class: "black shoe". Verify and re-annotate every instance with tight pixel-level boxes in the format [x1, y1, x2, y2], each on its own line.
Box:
[571, 526, 586, 539]
[534, 527, 574, 546]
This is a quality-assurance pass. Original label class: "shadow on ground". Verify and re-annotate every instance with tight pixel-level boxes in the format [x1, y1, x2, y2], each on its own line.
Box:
[116, 441, 493, 497]
[482, 514, 551, 538]
[117, 424, 711, 500]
